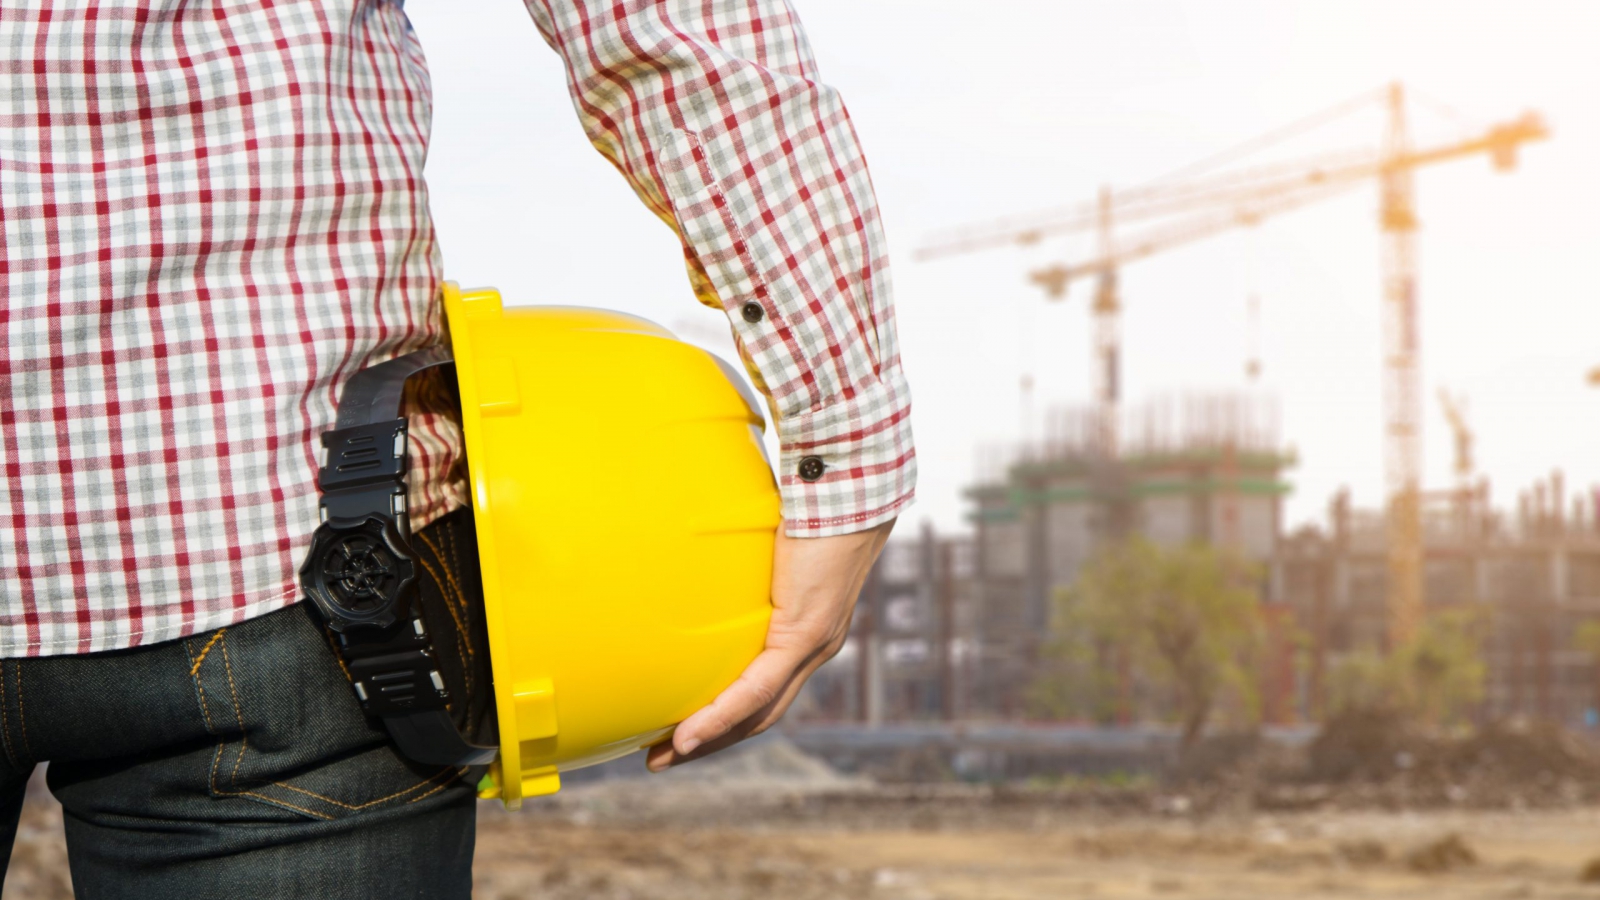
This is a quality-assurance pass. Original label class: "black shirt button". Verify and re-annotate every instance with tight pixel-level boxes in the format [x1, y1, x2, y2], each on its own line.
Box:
[798, 456, 826, 483]
[740, 301, 765, 324]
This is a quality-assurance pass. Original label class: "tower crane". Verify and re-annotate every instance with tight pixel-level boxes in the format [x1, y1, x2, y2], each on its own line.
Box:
[1436, 387, 1480, 552]
[917, 83, 1547, 648]
[1437, 388, 1474, 495]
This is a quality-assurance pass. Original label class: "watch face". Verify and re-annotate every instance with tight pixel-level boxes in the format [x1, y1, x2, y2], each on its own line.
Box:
[302, 515, 416, 629]
[322, 532, 402, 613]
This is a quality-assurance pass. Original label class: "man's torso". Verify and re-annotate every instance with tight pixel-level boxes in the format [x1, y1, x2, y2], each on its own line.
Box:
[0, 0, 461, 656]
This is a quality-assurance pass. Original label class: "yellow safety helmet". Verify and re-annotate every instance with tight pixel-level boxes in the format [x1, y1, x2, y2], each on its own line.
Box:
[300, 282, 779, 809]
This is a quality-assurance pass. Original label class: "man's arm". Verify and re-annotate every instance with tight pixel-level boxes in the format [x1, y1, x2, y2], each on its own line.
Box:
[523, 0, 915, 535]
[523, 0, 914, 761]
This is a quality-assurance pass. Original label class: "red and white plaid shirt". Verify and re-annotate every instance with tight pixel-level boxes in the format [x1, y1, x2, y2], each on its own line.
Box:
[0, 0, 914, 658]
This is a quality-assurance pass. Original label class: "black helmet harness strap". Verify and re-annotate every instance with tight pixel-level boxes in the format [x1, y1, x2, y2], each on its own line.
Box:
[299, 346, 497, 767]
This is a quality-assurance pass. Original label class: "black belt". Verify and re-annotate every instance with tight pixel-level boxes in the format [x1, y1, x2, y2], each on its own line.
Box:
[298, 346, 497, 766]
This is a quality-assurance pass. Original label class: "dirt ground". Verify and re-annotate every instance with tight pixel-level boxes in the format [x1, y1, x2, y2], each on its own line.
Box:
[469, 781, 1600, 900]
[14, 786, 1600, 899]
[13, 731, 1600, 900]
[474, 812, 1600, 900]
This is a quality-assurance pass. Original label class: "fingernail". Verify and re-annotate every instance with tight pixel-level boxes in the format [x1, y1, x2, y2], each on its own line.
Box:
[679, 737, 700, 755]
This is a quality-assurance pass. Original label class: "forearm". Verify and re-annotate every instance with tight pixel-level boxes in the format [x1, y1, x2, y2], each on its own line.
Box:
[524, 0, 915, 535]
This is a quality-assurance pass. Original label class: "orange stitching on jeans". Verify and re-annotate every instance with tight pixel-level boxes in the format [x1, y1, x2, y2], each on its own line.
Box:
[265, 765, 459, 811]
[432, 526, 472, 636]
[413, 551, 468, 643]
[199, 772, 337, 820]
[220, 637, 249, 786]
[185, 638, 233, 798]
[440, 520, 458, 571]
[14, 662, 30, 761]
[188, 629, 227, 676]
[404, 776, 459, 805]
[415, 535, 473, 659]
[321, 626, 353, 682]
[417, 531, 474, 653]
[0, 666, 15, 770]
[238, 791, 334, 821]
[209, 743, 226, 795]
[247, 793, 333, 820]
[416, 528, 478, 704]
[441, 524, 469, 616]
[200, 777, 341, 821]
[186, 641, 217, 733]
[441, 522, 467, 599]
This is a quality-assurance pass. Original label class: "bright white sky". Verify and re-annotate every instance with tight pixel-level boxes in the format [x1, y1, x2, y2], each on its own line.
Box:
[405, 0, 1600, 536]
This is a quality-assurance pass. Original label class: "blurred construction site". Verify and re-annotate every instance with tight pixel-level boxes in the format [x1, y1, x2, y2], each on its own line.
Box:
[657, 39, 1599, 899]
[7, 3, 1600, 899]
[784, 69, 1595, 749]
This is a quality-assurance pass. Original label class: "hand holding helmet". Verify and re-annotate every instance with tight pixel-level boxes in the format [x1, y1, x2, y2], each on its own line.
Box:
[647, 519, 895, 771]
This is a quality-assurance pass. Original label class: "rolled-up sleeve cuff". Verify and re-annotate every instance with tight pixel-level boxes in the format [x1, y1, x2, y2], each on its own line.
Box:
[777, 370, 917, 538]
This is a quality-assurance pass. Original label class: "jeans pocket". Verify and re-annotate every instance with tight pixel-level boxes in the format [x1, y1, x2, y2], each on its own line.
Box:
[185, 604, 467, 821]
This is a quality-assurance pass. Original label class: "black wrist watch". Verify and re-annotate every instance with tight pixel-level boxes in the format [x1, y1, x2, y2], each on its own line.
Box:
[298, 346, 496, 767]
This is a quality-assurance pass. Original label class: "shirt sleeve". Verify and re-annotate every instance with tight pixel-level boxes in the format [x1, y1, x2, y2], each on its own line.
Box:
[522, 0, 915, 537]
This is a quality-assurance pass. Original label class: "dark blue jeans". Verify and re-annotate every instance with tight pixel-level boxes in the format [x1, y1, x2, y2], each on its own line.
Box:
[0, 508, 493, 898]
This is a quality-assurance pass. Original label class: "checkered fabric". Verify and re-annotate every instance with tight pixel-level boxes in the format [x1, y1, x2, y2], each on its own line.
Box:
[0, 0, 913, 659]
[526, 0, 915, 533]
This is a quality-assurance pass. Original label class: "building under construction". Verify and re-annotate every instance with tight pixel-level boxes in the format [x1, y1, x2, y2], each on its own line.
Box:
[1286, 474, 1600, 725]
[802, 392, 1295, 723]
[800, 400, 1600, 730]
[961, 394, 1292, 717]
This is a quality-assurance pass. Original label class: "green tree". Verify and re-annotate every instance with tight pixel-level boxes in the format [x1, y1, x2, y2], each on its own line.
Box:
[1325, 647, 1408, 717]
[1402, 609, 1487, 726]
[1327, 609, 1486, 727]
[1033, 538, 1263, 750]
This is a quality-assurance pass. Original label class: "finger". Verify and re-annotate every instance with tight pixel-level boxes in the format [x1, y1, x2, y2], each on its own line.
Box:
[648, 638, 838, 771]
[648, 520, 894, 773]
[645, 739, 676, 772]
[670, 643, 814, 755]
[654, 640, 832, 770]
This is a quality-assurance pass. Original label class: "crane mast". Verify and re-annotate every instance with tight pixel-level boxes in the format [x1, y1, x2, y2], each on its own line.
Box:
[1092, 187, 1120, 457]
[1381, 83, 1424, 648]
[1437, 389, 1474, 492]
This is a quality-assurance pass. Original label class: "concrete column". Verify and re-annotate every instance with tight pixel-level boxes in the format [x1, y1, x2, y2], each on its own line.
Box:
[865, 631, 884, 727]
[857, 565, 882, 726]
[1333, 559, 1351, 610]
